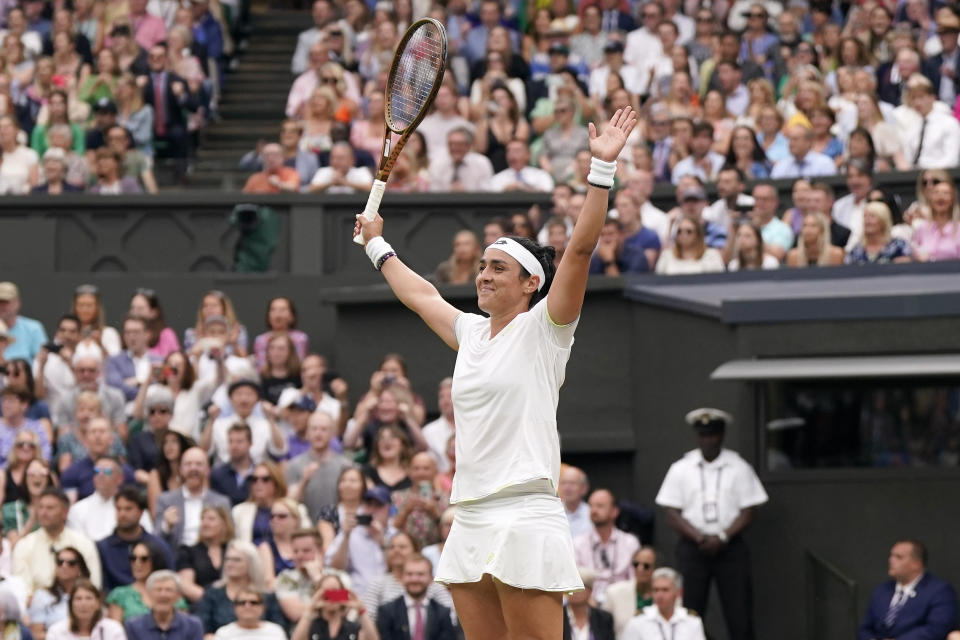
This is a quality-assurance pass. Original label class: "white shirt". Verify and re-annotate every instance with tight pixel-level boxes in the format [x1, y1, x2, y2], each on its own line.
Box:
[903, 108, 960, 170]
[670, 152, 726, 185]
[309, 165, 374, 194]
[832, 193, 866, 251]
[429, 152, 494, 192]
[0, 145, 38, 195]
[565, 501, 592, 539]
[422, 414, 454, 473]
[655, 249, 726, 275]
[35, 353, 75, 421]
[487, 166, 555, 193]
[450, 298, 576, 503]
[727, 254, 780, 271]
[181, 486, 205, 546]
[213, 621, 288, 640]
[640, 202, 670, 247]
[566, 606, 591, 640]
[623, 605, 706, 640]
[418, 113, 475, 160]
[623, 28, 662, 66]
[655, 448, 768, 535]
[404, 594, 430, 635]
[890, 573, 924, 609]
[46, 618, 126, 640]
[589, 64, 647, 100]
[67, 492, 154, 541]
[210, 413, 287, 464]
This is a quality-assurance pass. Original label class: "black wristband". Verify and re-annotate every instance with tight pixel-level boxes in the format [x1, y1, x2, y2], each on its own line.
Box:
[376, 251, 397, 271]
[587, 180, 612, 190]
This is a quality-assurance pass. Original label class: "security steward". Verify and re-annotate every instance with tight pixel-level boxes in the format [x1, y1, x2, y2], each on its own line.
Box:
[654, 408, 768, 640]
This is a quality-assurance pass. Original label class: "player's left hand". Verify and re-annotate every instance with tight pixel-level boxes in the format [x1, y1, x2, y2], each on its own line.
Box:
[589, 107, 637, 163]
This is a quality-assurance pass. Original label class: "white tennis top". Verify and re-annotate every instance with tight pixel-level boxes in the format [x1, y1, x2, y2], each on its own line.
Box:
[450, 298, 578, 503]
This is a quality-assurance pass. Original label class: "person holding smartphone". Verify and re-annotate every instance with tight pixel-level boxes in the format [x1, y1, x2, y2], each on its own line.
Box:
[290, 574, 376, 640]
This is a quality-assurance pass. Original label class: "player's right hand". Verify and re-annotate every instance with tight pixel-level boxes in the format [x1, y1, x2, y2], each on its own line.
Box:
[355, 212, 384, 244]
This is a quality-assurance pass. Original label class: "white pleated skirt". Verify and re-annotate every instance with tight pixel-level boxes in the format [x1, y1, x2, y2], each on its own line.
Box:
[435, 480, 584, 593]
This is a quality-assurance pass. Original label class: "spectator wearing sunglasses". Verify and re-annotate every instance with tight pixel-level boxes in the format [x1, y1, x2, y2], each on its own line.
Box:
[67, 458, 151, 543]
[28, 547, 91, 640]
[214, 586, 286, 640]
[60, 418, 135, 502]
[573, 489, 641, 606]
[97, 486, 174, 592]
[0, 386, 51, 466]
[105, 540, 187, 623]
[603, 546, 658, 638]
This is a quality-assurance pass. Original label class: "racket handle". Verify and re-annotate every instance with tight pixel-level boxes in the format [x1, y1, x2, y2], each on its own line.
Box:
[353, 179, 387, 245]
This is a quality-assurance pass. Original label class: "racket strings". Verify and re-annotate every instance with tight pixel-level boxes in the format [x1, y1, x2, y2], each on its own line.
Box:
[388, 24, 444, 131]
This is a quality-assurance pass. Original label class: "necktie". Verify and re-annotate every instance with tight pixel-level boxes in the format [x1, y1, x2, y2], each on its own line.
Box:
[884, 588, 907, 628]
[913, 117, 927, 166]
[515, 169, 524, 185]
[412, 603, 425, 640]
[797, 158, 806, 178]
[452, 162, 463, 186]
[153, 75, 167, 137]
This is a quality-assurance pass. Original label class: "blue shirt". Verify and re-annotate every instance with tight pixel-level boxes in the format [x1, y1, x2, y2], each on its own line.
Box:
[97, 531, 175, 591]
[761, 217, 795, 252]
[3, 315, 48, 362]
[761, 132, 790, 163]
[125, 611, 204, 640]
[770, 150, 838, 179]
[704, 221, 728, 249]
[591, 227, 662, 273]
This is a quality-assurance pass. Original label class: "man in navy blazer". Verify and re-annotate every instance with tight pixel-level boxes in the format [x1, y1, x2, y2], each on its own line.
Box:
[105, 315, 153, 401]
[377, 555, 456, 640]
[858, 539, 958, 640]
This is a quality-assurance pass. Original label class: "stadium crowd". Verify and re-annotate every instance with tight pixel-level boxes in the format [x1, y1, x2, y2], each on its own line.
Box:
[0, 0, 238, 192]
[0, 280, 957, 640]
[235, 0, 960, 273]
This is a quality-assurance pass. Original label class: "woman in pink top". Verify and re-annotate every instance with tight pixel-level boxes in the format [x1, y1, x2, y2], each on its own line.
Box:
[912, 181, 960, 262]
[130, 288, 181, 358]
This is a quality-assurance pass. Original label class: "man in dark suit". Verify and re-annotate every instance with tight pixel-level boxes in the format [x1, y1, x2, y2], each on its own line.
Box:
[858, 539, 958, 640]
[923, 8, 960, 107]
[597, 0, 635, 33]
[876, 48, 922, 106]
[139, 42, 198, 180]
[209, 422, 255, 505]
[377, 555, 457, 640]
[154, 447, 231, 549]
[564, 568, 616, 640]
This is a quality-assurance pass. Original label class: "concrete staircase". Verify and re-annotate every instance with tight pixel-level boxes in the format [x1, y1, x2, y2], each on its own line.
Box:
[189, 8, 306, 190]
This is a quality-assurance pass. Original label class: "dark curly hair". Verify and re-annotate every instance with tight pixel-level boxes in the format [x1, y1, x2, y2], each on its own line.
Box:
[506, 235, 557, 308]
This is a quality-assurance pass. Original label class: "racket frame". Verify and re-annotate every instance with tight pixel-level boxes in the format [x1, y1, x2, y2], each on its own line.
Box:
[354, 17, 448, 245]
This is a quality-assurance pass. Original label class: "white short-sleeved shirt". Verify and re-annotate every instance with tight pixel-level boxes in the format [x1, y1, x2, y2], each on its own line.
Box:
[622, 606, 706, 640]
[214, 621, 288, 640]
[655, 448, 768, 535]
[450, 298, 577, 503]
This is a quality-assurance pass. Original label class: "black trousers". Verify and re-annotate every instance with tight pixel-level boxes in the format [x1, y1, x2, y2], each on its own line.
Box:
[676, 536, 755, 640]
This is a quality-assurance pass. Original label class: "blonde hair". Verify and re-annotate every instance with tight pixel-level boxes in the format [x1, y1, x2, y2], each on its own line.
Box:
[217, 540, 265, 590]
[193, 290, 240, 336]
[796, 212, 833, 266]
[863, 202, 893, 242]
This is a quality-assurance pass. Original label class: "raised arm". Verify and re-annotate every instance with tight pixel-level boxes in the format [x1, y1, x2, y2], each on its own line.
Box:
[355, 215, 461, 350]
[547, 107, 637, 325]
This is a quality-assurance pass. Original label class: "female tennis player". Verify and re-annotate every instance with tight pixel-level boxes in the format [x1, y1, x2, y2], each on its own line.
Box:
[354, 107, 636, 640]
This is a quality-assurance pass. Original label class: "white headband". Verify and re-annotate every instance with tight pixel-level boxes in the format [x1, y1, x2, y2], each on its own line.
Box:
[488, 237, 546, 291]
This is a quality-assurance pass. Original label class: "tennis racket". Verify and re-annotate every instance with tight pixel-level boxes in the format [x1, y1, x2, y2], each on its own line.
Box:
[353, 17, 448, 245]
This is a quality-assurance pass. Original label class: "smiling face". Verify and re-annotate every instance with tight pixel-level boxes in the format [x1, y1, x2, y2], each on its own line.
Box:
[476, 248, 538, 314]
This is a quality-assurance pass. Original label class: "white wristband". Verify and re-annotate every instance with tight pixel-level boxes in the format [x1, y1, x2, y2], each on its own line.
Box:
[587, 156, 616, 188]
[364, 236, 394, 269]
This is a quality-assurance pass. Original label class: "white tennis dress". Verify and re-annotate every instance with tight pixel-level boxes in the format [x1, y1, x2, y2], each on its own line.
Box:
[434, 298, 584, 592]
